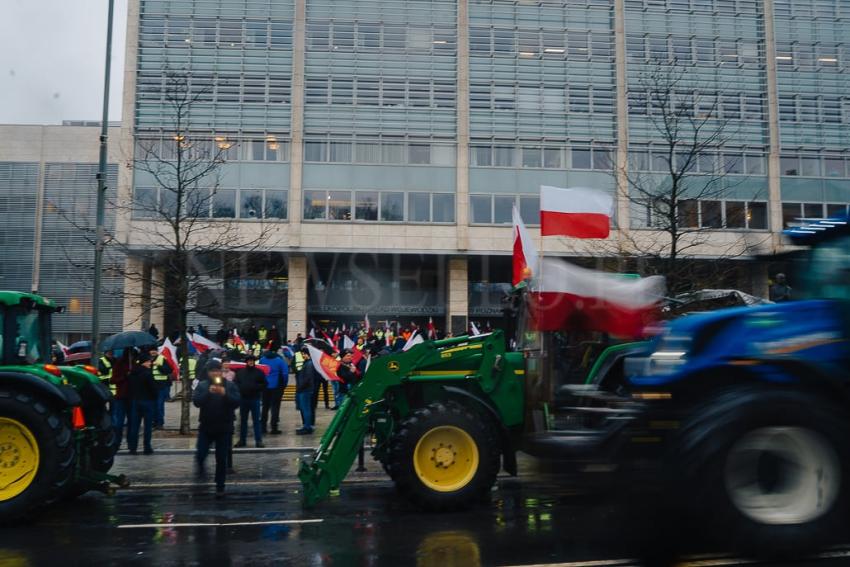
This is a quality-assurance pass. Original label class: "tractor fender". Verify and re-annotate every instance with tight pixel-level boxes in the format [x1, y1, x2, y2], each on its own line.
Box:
[440, 385, 518, 476]
[0, 371, 82, 408]
[661, 357, 850, 409]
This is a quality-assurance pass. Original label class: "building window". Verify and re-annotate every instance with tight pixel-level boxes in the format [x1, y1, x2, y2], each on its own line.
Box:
[380, 192, 404, 221]
[239, 190, 263, 219]
[264, 190, 287, 219]
[328, 191, 351, 220]
[470, 195, 492, 224]
[409, 192, 431, 222]
[355, 191, 379, 221]
[212, 190, 236, 219]
[432, 193, 455, 223]
[303, 190, 327, 220]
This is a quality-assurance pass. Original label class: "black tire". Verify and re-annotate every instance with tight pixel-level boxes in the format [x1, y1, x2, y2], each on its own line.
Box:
[671, 387, 850, 558]
[0, 389, 76, 521]
[388, 401, 500, 511]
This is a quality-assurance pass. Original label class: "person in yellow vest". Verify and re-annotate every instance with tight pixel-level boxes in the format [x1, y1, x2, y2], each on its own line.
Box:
[252, 342, 262, 358]
[149, 346, 172, 429]
[258, 325, 268, 345]
[355, 336, 365, 350]
[98, 350, 117, 396]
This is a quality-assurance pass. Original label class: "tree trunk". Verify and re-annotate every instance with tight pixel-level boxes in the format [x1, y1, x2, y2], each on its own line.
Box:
[178, 312, 192, 435]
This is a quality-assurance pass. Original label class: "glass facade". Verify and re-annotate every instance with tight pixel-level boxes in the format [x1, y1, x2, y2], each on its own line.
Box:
[131, 0, 850, 233]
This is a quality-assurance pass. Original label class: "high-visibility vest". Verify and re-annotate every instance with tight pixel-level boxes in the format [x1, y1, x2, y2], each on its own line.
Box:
[181, 357, 197, 380]
[99, 356, 116, 394]
[252, 343, 262, 357]
[294, 351, 305, 372]
[258, 329, 268, 342]
[153, 354, 170, 382]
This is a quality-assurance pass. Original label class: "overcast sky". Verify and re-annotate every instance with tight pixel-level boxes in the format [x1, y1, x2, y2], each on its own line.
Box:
[0, 0, 128, 124]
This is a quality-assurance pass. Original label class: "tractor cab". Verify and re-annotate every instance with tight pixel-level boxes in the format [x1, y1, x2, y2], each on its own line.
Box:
[508, 286, 649, 461]
[0, 292, 56, 366]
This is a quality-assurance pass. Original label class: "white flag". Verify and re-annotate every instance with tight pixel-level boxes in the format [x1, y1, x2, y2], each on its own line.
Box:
[343, 335, 355, 351]
[470, 321, 481, 336]
[402, 331, 424, 351]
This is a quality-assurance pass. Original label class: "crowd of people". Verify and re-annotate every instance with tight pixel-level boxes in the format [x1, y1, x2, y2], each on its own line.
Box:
[87, 319, 452, 497]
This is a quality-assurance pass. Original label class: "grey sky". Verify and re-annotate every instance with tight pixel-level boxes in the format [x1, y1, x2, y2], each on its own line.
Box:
[0, 0, 128, 124]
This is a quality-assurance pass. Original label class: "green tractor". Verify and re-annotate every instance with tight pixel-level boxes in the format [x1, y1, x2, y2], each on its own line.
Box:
[0, 291, 125, 521]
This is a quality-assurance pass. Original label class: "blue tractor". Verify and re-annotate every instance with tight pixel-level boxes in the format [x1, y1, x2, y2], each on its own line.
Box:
[599, 217, 850, 557]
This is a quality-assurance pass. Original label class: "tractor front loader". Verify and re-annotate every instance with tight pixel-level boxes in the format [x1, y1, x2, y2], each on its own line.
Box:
[299, 331, 526, 510]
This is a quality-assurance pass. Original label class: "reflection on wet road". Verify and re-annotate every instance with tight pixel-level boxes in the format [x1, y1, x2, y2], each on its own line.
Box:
[2, 475, 850, 566]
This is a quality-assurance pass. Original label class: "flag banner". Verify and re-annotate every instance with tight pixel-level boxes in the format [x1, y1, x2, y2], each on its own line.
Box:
[530, 258, 665, 338]
[540, 185, 613, 239]
[225, 361, 271, 376]
[512, 204, 539, 285]
[427, 317, 436, 339]
[343, 335, 355, 351]
[190, 333, 221, 353]
[470, 321, 481, 336]
[158, 338, 179, 379]
[402, 331, 424, 351]
[305, 344, 343, 383]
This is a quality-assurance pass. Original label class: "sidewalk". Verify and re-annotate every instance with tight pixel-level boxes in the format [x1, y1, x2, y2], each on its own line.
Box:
[121, 391, 340, 453]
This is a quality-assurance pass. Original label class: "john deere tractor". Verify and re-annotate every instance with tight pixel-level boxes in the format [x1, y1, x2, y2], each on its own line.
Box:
[300, 216, 850, 558]
[0, 291, 124, 521]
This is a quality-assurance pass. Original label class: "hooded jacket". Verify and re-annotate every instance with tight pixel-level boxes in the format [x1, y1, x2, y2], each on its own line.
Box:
[259, 351, 289, 389]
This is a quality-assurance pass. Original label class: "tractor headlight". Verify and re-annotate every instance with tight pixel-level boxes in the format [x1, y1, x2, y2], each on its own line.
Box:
[645, 334, 691, 376]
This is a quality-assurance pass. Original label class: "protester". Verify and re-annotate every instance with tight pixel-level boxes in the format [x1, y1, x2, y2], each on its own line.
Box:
[194, 359, 241, 498]
[127, 353, 157, 455]
[151, 347, 173, 429]
[234, 354, 266, 448]
[148, 324, 159, 340]
[296, 348, 318, 434]
[111, 350, 133, 449]
[770, 273, 792, 302]
[260, 348, 288, 435]
[312, 356, 331, 413]
[335, 349, 359, 408]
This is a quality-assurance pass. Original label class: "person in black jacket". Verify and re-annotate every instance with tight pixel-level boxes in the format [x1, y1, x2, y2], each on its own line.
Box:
[127, 353, 158, 455]
[234, 354, 267, 448]
[296, 348, 318, 435]
[194, 360, 241, 498]
[336, 349, 359, 407]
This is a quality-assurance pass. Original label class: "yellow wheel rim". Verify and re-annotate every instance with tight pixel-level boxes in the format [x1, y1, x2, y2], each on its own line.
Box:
[0, 417, 40, 501]
[413, 425, 479, 492]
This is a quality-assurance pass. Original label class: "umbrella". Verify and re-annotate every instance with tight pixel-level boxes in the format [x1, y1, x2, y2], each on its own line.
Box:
[68, 340, 91, 354]
[101, 331, 158, 351]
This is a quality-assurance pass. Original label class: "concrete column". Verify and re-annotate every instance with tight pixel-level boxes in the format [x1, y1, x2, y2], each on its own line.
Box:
[287, 254, 308, 341]
[447, 257, 469, 335]
[287, 0, 307, 248]
[455, 0, 470, 251]
[762, 0, 783, 247]
[116, 0, 140, 245]
[30, 127, 47, 293]
[613, 0, 631, 233]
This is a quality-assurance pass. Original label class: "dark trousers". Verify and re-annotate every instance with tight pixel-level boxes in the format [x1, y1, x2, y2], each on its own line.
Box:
[312, 378, 329, 411]
[262, 387, 283, 431]
[155, 384, 170, 426]
[296, 390, 314, 431]
[196, 429, 231, 491]
[239, 398, 262, 445]
[111, 398, 131, 448]
[128, 399, 154, 452]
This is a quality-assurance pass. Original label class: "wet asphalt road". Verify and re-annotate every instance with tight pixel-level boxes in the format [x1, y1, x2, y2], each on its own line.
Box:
[4, 459, 850, 567]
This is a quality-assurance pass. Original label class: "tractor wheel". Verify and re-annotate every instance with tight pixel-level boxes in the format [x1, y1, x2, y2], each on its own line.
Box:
[65, 412, 118, 498]
[673, 388, 850, 558]
[0, 389, 76, 521]
[388, 401, 500, 511]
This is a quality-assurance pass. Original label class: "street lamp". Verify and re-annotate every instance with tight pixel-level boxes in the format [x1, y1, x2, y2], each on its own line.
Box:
[91, 0, 116, 361]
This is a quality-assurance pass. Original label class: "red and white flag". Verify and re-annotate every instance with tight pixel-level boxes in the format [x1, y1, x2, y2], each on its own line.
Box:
[343, 335, 355, 351]
[470, 321, 481, 336]
[364, 314, 371, 334]
[530, 258, 665, 338]
[158, 338, 179, 379]
[540, 186, 613, 239]
[190, 333, 220, 353]
[56, 340, 71, 357]
[512, 204, 539, 286]
[304, 343, 343, 383]
[427, 317, 436, 339]
[231, 330, 246, 349]
[226, 361, 271, 376]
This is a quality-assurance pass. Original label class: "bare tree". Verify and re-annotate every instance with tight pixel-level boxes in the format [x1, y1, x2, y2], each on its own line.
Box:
[614, 63, 767, 293]
[60, 70, 280, 433]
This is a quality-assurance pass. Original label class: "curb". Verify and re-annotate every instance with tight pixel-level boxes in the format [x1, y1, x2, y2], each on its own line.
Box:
[117, 447, 316, 455]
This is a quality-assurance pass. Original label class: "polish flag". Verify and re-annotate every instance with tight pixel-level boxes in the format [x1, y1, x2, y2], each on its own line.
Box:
[231, 331, 246, 349]
[364, 314, 371, 337]
[540, 186, 613, 239]
[190, 333, 220, 353]
[304, 343, 343, 383]
[158, 338, 179, 379]
[530, 258, 665, 338]
[512, 204, 539, 286]
[470, 321, 481, 336]
[226, 361, 271, 376]
[343, 335, 355, 351]
[56, 340, 71, 357]
[427, 317, 436, 339]
[309, 328, 316, 339]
